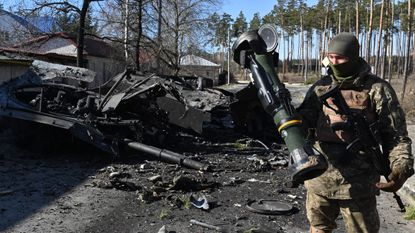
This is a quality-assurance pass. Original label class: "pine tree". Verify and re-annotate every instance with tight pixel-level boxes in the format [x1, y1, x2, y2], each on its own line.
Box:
[249, 13, 261, 30]
[232, 11, 247, 37]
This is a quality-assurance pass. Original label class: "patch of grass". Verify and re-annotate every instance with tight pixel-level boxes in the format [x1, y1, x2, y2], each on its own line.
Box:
[159, 208, 171, 220]
[233, 142, 247, 150]
[179, 195, 191, 209]
[404, 205, 415, 220]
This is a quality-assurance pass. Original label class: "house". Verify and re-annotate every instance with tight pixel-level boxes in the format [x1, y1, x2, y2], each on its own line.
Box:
[179, 55, 221, 85]
[0, 52, 32, 82]
[0, 33, 125, 87]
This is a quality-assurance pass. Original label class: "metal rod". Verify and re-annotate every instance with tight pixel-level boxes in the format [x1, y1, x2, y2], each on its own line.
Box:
[190, 219, 223, 232]
[124, 139, 210, 171]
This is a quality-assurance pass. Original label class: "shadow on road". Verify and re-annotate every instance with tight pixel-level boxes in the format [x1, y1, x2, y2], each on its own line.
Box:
[0, 136, 110, 231]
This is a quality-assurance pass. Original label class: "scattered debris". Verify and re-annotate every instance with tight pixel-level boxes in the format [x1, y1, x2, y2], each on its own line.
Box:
[190, 219, 228, 232]
[109, 180, 140, 192]
[148, 175, 163, 183]
[109, 171, 131, 179]
[246, 178, 271, 184]
[240, 226, 277, 233]
[269, 157, 288, 167]
[157, 225, 167, 233]
[169, 175, 201, 191]
[139, 163, 154, 171]
[287, 194, 297, 200]
[0, 190, 14, 196]
[189, 194, 209, 210]
[223, 177, 245, 186]
[246, 200, 294, 215]
[137, 190, 160, 203]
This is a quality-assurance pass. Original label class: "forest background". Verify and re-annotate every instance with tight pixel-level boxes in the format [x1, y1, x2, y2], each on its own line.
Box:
[1, 0, 415, 119]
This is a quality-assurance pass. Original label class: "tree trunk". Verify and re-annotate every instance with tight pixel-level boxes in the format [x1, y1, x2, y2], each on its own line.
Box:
[402, 0, 413, 101]
[173, 0, 180, 75]
[156, 0, 162, 73]
[387, 0, 394, 82]
[317, 28, 323, 75]
[135, 0, 143, 70]
[300, 12, 304, 79]
[375, 0, 385, 76]
[289, 34, 293, 72]
[348, 8, 351, 32]
[281, 18, 286, 77]
[355, 0, 359, 36]
[365, 0, 374, 64]
[124, 0, 129, 62]
[381, 0, 390, 80]
[397, 30, 403, 79]
[304, 33, 309, 82]
[76, 0, 91, 68]
[322, 0, 330, 59]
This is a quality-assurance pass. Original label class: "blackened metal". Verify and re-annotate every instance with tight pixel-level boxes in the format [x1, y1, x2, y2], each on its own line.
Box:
[124, 139, 209, 171]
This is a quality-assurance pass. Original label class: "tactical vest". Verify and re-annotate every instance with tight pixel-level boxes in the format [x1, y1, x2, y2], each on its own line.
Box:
[315, 85, 377, 144]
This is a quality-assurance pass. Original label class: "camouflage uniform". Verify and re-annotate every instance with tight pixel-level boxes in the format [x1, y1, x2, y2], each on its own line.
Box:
[298, 58, 414, 232]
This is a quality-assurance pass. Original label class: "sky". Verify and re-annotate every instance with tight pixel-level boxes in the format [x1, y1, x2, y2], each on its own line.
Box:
[220, 0, 319, 22]
[0, 0, 319, 21]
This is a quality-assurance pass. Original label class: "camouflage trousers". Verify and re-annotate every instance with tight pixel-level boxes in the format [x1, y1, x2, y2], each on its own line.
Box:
[306, 192, 380, 233]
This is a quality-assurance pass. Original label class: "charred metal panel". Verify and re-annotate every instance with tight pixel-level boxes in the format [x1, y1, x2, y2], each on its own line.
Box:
[156, 96, 211, 134]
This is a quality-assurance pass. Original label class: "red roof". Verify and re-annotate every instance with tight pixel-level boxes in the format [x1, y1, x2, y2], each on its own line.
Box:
[8, 32, 121, 59]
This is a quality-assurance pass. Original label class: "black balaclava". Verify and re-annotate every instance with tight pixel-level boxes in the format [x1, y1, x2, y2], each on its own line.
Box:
[327, 33, 360, 82]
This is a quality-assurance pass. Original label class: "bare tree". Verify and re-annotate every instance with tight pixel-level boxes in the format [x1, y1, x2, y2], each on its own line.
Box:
[387, 0, 394, 82]
[355, 0, 359, 36]
[365, 0, 374, 64]
[381, 0, 391, 80]
[375, 0, 385, 76]
[30, 0, 103, 68]
[402, 0, 413, 101]
[155, 0, 220, 75]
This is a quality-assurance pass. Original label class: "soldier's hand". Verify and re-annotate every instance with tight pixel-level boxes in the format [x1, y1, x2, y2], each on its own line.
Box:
[376, 170, 407, 193]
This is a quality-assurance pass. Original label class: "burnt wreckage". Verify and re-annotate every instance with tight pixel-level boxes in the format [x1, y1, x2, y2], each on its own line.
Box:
[0, 61, 274, 170]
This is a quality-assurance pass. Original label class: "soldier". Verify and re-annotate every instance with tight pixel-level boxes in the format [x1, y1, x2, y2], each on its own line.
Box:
[297, 32, 414, 233]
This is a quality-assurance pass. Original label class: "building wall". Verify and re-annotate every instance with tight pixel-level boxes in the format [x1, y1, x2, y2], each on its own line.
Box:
[35, 38, 125, 87]
[0, 63, 30, 83]
[179, 65, 221, 85]
[87, 56, 125, 87]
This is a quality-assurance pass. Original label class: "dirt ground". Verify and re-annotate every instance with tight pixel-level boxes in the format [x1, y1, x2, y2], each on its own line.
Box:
[1, 124, 415, 233]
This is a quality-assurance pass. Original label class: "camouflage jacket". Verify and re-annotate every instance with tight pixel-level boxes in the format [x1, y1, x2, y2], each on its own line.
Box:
[298, 58, 414, 199]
